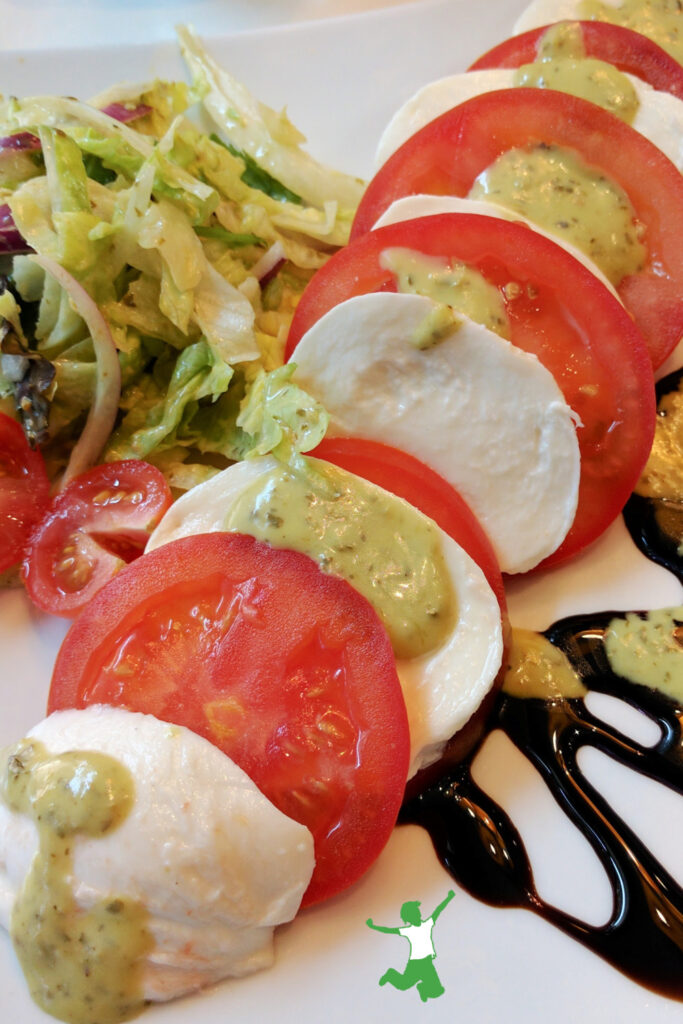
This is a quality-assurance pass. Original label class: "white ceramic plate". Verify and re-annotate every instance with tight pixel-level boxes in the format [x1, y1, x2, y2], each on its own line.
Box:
[1, 2, 682, 1021]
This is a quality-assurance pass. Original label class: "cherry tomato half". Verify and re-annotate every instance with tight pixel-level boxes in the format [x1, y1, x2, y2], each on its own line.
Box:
[350, 88, 683, 368]
[48, 531, 410, 906]
[0, 412, 51, 573]
[286, 213, 655, 569]
[469, 20, 683, 100]
[23, 459, 172, 617]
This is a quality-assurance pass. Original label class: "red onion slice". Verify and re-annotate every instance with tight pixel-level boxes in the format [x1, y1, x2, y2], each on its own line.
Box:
[100, 102, 153, 124]
[30, 254, 121, 487]
[0, 132, 41, 151]
[0, 204, 32, 255]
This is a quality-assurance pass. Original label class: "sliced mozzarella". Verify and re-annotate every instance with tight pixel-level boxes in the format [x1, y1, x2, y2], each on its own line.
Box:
[376, 68, 683, 172]
[0, 707, 314, 1001]
[147, 455, 504, 778]
[372, 193, 618, 298]
[289, 292, 580, 575]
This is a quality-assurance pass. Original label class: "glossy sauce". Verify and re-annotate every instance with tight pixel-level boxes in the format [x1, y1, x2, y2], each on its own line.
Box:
[402, 613, 683, 998]
[514, 22, 640, 123]
[624, 368, 683, 582]
[1, 740, 151, 1023]
[579, 0, 683, 64]
[225, 457, 457, 660]
[468, 144, 647, 286]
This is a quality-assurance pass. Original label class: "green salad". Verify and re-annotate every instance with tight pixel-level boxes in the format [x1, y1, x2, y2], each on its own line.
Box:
[0, 25, 364, 489]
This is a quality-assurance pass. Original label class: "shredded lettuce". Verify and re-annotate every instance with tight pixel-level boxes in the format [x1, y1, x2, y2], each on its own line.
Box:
[0, 26, 359, 492]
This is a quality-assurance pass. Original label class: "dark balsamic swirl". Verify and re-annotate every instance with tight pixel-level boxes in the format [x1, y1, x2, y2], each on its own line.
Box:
[400, 611, 683, 999]
[623, 367, 683, 584]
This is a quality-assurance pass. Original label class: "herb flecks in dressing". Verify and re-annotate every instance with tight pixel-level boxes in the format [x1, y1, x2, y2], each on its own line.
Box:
[225, 458, 457, 660]
[469, 144, 646, 286]
[514, 22, 639, 124]
[605, 607, 683, 704]
[1, 740, 151, 1024]
[380, 247, 511, 339]
[579, 0, 683, 64]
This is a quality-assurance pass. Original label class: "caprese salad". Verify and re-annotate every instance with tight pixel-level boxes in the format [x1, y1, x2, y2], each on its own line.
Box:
[0, 1, 682, 1022]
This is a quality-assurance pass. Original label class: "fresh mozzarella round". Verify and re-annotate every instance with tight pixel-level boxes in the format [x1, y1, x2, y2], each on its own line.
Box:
[376, 68, 683, 172]
[0, 706, 314, 1001]
[147, 455, 505, 778]
[289, 291, 580, 575]
[372, 194, 618, 298]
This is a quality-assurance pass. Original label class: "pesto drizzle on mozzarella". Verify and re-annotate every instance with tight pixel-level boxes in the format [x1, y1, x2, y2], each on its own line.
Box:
[380, 247, 510, 338]
[225, 457, 457, 660]
[514, 22, 640, 123]
[579, 0, 683, 64]
[1, 740, 151, 1024]
[468, 144, 646, 286]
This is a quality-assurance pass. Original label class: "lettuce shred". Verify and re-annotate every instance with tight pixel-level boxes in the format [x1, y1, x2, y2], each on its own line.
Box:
[0, 26, 362, 487]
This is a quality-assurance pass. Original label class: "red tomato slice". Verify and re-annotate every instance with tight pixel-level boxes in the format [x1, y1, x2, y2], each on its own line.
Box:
[0, 412, 51, 573]
[311, 436, 507, 613]
[23, 459, 172, 617]
[48, 531, 410, 906]
[350, 89, 683, 368]
[469, 21, 683, 100]
[286, 213, 655, 569]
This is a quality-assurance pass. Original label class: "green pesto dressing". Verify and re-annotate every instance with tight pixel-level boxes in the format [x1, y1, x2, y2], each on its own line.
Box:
[605, 607, 683, 704]
[468, 144, 647, 286]
[579, 0, 683, 64]
[380, 247, 511, 339]
[225, 458, 457, 660]
[502, 628, 588, 700]
[514, 22, 639, 124]
[1, 739, 151, 1024]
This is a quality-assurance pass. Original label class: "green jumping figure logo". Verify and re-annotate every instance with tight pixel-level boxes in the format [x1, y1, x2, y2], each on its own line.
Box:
[366, 889, 455, 1002]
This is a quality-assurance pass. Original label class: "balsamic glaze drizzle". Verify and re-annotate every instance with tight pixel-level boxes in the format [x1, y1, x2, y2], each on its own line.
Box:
[623, 367, 683, 585]
[401, 611, 683, 999]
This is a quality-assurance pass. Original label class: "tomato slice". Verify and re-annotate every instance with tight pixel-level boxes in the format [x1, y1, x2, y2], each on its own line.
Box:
[350, 88, 683, 368]
[23, 460, 172, 617]
[0, 412, 51, 573]
[469, 21, 683, 100]
[286, 213, 655, 568]
[48, 531, 410, 906]
[311, 436, 506, 613]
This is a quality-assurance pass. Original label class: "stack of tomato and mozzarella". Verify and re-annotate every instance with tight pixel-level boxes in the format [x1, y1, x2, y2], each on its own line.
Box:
[2, 0, 683, 1015]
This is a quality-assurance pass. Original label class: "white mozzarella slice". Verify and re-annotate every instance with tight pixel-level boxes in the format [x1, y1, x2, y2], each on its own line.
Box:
[376, 68, 683, 172]
[0, 707, 314, 1001]
[147, 456, 504, 778]
[290, 292, 580, 575]
[372, 194, 618, 298]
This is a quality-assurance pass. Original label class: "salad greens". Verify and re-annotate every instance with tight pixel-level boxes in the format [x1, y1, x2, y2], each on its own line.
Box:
[0, 26, 358, 486]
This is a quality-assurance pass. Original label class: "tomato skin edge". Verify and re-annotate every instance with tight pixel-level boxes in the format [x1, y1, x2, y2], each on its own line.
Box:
[286, 213, 656, 568]
[48, 531, 411, 908]
[468, 21, 683, 101]
[348, 88, 683, 369]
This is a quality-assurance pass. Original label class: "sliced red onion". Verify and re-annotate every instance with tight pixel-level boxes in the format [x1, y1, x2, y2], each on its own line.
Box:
[0, 204, 32, 255]
[30, 254, 121, 488]
[251, 241, 286, 285]
[100, 102, 153, 124]
[0, 132, 41, 151]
